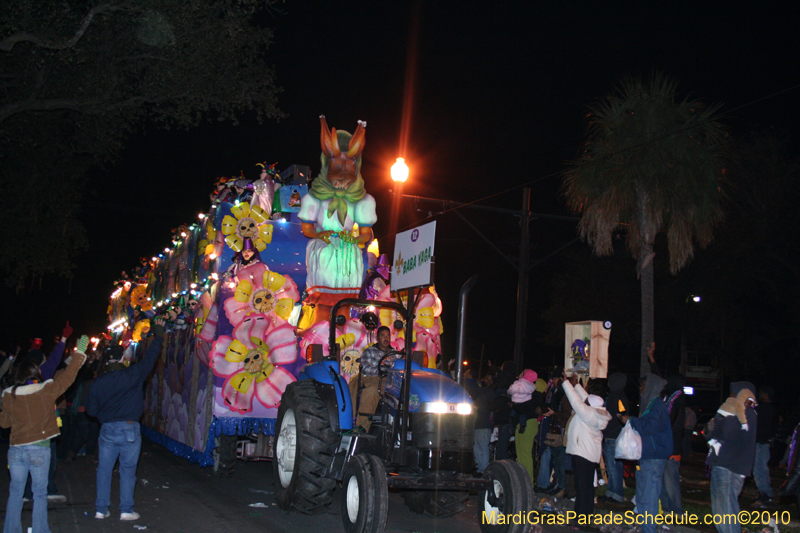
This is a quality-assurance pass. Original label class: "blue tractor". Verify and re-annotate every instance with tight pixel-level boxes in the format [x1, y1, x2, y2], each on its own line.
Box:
[273, 298, 533, 533]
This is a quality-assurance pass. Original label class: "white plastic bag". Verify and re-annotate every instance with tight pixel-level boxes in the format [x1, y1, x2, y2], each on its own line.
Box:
[615, 420, 642, 460]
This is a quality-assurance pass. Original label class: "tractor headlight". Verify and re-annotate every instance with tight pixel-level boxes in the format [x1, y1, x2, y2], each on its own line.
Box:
[419, 402, 473, 415]
[425, 402, 448, 414]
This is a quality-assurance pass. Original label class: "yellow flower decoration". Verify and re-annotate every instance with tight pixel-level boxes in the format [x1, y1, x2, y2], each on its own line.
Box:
[224, 336, 275, 393]
[130, 285, 153, 312]
[220, 202, 273, 253]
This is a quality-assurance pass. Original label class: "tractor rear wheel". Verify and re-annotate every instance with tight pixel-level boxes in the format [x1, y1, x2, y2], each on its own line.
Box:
[273, 380, 339, 514]
[402, 489, 468, 517]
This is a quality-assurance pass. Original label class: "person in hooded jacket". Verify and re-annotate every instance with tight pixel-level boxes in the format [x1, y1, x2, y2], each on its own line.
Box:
[601, 372, 629, 503]
[562, 373, 611, 516]
[705, 381, 757, 533]
[660, 374, 686, 515]
[619, 373, 671, 533]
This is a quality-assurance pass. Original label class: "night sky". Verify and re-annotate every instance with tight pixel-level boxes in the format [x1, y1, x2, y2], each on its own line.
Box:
[4, 2, 799, 373]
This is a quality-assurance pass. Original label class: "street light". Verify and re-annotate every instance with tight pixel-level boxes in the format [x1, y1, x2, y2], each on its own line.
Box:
[391, 157, 409, 183]
[389, 157, 409, 259]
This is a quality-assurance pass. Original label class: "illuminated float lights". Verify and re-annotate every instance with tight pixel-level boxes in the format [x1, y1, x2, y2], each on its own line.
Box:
[108, 318, 128, 332]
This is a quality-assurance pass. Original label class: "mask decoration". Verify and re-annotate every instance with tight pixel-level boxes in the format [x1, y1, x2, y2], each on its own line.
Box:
[340, 349, 362, 376]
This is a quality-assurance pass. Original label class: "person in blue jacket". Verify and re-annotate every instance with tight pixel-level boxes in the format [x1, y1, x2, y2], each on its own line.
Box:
[87, 318, 165, 522]
[619, 372, 671, 533]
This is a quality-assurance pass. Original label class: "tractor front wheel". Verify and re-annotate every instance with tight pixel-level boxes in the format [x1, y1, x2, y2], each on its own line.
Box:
[478, 460, 535, 533]
[341, 454, 388, 533]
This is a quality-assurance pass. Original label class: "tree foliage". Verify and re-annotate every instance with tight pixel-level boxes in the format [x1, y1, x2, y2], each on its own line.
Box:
[563, 72, 728, 274]
[562, 72, 729, 376]
[0, 0, 284, 290]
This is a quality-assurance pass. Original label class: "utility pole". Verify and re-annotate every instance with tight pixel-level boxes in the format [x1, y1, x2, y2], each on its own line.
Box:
[513, 189, 531, 372]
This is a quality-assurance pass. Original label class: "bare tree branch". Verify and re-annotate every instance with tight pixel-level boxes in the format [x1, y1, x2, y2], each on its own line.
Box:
[0, 4, 124, 52]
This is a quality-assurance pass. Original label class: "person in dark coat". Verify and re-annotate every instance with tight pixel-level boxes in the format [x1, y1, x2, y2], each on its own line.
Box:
[753, 386, 775, 505]
[488, 360, 516, 461]
[465, 374, 494, 474]
[87, 319, 164, 522]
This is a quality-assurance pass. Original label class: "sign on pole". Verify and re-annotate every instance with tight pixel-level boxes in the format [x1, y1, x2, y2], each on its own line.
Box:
[391, 221, 436, 291]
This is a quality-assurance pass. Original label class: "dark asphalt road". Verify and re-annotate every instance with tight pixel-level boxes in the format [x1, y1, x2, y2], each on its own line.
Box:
[0, 438, 493, 533]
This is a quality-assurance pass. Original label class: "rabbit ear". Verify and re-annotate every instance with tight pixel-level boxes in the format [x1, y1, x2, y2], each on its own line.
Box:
[319, 115, 342, 158]
[345, 120, 367, 158]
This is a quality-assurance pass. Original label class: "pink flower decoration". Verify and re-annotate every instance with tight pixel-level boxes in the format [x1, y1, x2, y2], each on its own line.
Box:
[223, 263, 299, 329]
[209, 315, 298, 413]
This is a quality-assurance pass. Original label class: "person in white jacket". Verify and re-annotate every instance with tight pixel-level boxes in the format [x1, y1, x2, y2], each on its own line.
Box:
[562, 373, 611, 517]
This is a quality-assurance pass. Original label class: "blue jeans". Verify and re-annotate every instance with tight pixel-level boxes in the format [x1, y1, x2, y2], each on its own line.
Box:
[536, 445, 552, 487]
[23, 439, 57, 499]
[635, 459, 667, 533]
[96, 422, 141, 514]
[603, 438, 625, 501]
[474, 428, 491, 474]
[549, 446, 567, 489]
[4, 443, 51, 533]
[660, 457, 683, 514]
[536, 445, 566, 489]
[753, 443, 773, 497]
[710, 466, 745, 533]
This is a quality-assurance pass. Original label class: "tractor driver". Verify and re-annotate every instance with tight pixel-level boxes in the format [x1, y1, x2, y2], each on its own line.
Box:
[348, 326, 400, 429]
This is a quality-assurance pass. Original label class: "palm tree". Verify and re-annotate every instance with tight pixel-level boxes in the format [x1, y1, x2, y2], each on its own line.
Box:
[563, 72, 729, 377]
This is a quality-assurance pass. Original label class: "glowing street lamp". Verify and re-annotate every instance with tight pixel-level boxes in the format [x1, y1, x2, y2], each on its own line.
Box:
[389, 157, 410, 259]
[391, 157, 409, 183]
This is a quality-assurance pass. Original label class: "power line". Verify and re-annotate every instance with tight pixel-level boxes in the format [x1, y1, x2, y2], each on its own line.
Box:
[387, 81, 800, 236]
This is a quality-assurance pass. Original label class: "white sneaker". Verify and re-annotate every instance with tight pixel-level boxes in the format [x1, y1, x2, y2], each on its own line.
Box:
[120, 512, 140, 521]
[95, 511, 110, 519]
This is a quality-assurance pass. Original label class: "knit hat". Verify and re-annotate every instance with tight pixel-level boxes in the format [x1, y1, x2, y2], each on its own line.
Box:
[522, 369, 537, 383]
[587, 395, 604, 408]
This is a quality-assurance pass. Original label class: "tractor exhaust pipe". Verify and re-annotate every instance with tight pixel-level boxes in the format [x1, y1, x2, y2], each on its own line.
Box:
[456, 275, 478, 386]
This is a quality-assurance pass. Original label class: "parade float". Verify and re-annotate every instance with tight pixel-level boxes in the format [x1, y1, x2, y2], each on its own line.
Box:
[105, 117, 444, 472]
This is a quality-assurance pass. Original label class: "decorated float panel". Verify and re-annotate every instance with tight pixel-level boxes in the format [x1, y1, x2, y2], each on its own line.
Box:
[105, 117, 447, 466]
